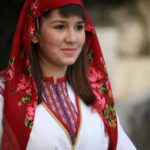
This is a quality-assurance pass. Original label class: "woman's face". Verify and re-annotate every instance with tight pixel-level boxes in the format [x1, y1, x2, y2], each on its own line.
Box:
[32, 9, 85, 70]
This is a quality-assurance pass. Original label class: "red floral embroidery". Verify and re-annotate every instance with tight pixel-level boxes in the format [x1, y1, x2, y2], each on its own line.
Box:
[88, 66, 106, 110]
[104, 104, 116, 129]
[27, 0, 40, 37]
[88, 66, 116, 128]
[28, 24, 35, 37]
[16, 73, 38, 128]
[7, 65, 15, 81]
[26, 101, 37, 121]
[16, 74, 33, 109]
[93, 90, 105, 110]
[28, 0, 40, 18]
[7, 57, 15, 81]
[24, 101, 37, 128]
[17, 74, 32, 95]
[88, 49, 94, 63]
[88, 67, 102, 83]
[106, 80, 113, 99]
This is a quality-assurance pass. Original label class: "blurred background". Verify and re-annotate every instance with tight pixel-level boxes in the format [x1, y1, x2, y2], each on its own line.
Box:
[0, 0, 150, 149]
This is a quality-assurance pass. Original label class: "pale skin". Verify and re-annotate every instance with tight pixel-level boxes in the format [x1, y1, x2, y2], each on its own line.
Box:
[32, 9, 86, 83]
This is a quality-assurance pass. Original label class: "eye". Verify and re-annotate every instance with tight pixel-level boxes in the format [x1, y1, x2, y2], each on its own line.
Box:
[54, 25, 64, 30]
[76, 25, 84, 30]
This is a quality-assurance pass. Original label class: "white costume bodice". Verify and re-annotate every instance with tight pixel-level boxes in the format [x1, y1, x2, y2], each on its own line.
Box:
[0, 80, 137, 150]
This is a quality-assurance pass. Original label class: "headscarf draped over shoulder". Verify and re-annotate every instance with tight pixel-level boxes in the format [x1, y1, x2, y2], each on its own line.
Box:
[1, 0, 118, 149]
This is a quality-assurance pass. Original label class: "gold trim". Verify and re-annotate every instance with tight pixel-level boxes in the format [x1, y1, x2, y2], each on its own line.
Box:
[73, 97, 82, 150]
[42, 97, 82, 150]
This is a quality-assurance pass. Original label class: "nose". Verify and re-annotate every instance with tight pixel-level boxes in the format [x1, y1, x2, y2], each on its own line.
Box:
[65, 29, 77, 44]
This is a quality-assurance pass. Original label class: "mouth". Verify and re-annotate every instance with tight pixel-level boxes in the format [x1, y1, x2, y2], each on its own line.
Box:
[61, 48, 77, 54]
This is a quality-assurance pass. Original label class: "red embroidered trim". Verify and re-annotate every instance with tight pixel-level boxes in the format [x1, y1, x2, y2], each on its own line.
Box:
[58, 83, 78, 135]
[42, 80, 80, 145]
[43, 76, 67, 83]
[43, 82, 69, 130]
[75, 94, 81, 139]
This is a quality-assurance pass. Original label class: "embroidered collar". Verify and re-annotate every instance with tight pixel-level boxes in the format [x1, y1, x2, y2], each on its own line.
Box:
[43, 75, 67, 84]
[42, 79, 81, 147]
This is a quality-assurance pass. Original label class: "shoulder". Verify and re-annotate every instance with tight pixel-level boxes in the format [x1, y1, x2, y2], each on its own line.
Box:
[0, 69, 6, 96]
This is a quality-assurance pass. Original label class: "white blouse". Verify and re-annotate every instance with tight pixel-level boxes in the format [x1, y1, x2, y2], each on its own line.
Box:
[0, 82, 136, 150]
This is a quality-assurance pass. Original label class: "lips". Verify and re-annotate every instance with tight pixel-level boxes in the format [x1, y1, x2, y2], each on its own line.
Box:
[61, 48, 77, 54]
[61, 48, 77, 51]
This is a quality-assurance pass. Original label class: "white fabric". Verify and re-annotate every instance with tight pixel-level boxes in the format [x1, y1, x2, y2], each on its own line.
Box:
[0, 81, 137, 150]
[26, 100, 109, 150]
[26, 82, 109, 150]
[0, 81, 4, 146]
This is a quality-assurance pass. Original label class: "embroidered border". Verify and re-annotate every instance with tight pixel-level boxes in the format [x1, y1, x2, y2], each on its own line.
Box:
[42, 96, 82, 150]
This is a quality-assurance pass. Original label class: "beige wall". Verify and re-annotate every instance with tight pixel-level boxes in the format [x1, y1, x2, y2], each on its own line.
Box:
[96, 27, 150, 101]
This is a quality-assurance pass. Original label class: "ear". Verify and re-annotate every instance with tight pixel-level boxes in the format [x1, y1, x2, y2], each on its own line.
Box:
[31, 31, 39, 44]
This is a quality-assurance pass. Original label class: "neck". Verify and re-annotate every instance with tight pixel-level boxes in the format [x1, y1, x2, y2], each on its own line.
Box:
[40, 60, 67, 84]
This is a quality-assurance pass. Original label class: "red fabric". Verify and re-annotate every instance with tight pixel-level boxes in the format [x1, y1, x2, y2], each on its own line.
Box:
[2, 115, 20, 150]
[1, 0, 118, 149]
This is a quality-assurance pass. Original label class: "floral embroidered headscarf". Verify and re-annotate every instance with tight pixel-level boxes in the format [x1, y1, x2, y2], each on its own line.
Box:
[2, 0, 118, 149]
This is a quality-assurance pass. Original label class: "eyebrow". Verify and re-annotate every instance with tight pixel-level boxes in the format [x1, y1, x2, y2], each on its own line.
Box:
[50, 20, 85, 24]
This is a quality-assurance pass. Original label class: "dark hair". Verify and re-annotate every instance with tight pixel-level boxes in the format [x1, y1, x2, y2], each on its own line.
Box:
[30, 4, 96, 105]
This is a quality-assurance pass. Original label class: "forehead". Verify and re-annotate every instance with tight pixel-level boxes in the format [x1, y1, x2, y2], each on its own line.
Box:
[42, 9, 84, 22]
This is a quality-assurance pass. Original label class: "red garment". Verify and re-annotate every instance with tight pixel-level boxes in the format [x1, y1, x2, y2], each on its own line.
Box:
[1, 0, 118, 149]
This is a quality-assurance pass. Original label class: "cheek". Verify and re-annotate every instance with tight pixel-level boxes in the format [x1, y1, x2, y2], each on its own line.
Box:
[40, 31, 61, 48]
[79, 32, 86, 46]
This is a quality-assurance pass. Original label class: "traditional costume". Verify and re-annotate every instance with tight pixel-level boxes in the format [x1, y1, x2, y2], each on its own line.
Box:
[0, 0, 136, 149]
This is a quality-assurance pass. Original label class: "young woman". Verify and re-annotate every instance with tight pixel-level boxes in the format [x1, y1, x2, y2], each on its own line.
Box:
[0, 0, 137, 149]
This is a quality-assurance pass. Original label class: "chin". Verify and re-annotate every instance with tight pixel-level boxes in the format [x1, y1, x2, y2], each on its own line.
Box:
[63, 59, 77, 66]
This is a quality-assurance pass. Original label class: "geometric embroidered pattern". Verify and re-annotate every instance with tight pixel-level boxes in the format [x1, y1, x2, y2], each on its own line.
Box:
[42, 77, 79, 145]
